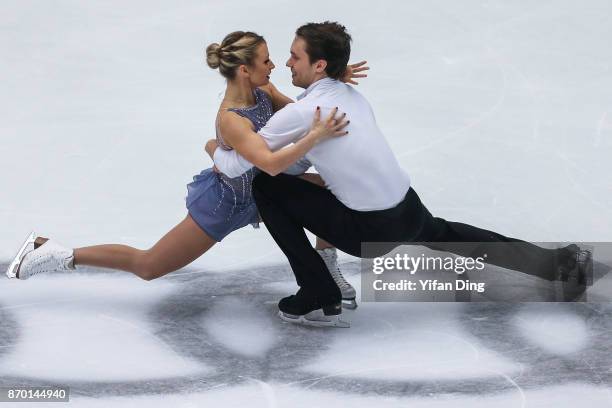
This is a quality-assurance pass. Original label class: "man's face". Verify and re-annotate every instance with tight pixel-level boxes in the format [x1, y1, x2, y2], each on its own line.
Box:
[286, 36, 323, 88]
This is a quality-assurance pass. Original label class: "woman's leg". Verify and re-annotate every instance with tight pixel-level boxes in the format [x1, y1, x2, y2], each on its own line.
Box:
[73, 214, 216, 280]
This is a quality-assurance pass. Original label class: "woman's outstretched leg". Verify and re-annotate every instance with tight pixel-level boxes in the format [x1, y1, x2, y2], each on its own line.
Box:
[17, 214, 216, 281]
[74, 214, 216, 280]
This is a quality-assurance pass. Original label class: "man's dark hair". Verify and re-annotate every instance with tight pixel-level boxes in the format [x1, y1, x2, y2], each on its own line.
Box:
[295, 21, 352, 80]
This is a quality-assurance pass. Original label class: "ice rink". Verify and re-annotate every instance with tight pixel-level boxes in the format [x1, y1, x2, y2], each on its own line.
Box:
[2, 0, 612, 406]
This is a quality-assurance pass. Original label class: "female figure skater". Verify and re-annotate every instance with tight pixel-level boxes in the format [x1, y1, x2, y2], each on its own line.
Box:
[6, 31, 365, 306]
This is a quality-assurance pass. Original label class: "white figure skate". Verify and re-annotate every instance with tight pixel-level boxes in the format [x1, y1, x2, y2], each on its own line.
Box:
[5, 233, 75, 280]
[318, 247, 358, 309]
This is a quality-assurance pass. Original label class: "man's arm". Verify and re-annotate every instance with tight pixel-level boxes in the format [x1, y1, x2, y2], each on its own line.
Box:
[214, 104, 310, 176]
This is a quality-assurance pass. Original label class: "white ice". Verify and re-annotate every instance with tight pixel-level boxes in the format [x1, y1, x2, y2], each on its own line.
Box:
[13, 383, 612, 408]
[2, 0, 611, 272]
[513, 305, 589, 355]
[0, 274, 207, 381]
[202, 297, 278, 358]
[301, 303, 521, 381]
[1, 0, 611, 406]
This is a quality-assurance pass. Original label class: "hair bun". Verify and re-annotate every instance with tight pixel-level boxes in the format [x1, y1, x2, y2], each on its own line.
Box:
[206, 42, 222, 69]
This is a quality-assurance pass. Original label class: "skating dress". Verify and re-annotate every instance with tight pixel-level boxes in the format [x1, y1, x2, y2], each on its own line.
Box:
[185, 88, 273, 241]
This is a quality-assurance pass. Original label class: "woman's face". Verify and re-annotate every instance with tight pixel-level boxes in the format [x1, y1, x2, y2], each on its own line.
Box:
[245, 42, 275, 87]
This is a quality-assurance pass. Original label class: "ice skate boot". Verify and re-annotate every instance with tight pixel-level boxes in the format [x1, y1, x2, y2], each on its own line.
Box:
[555, 244, 593, 301]
[10, 237, 75, 280]
[6, 232, 37, 279]
[278, 288, 350, 328]
[317, 247, 357, 309]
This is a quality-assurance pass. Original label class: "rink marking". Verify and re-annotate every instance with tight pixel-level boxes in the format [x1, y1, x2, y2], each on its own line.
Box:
[504, 63, 541, 144]
[0, 296, 89, 311]
[558, 151, 608, 211]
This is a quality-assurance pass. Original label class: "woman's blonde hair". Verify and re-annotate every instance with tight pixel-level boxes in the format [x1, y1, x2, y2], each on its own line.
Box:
[206, 31, 265, 80]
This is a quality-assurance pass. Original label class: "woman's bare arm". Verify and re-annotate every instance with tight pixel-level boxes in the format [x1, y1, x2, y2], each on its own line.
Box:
[218, 108, 348, 176]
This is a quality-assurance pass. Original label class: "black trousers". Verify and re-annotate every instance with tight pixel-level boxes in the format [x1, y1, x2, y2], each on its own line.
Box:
[252, 173, 563, 304]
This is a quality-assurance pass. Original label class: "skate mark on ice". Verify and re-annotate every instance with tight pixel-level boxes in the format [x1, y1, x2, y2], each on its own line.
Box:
[396, 3, 509, 160]
[595, 110, 611, 147]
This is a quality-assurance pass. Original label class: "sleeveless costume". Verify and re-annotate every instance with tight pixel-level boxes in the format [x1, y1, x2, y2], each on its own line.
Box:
[185, 88, 273, 241]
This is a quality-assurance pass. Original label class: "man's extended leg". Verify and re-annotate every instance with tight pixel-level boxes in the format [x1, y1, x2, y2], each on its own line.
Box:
[406, 188, 568, 280]
[395, 188, 589, 292]
[254, 174, 588, 306]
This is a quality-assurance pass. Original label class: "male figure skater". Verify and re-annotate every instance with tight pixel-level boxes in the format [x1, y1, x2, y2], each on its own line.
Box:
[213, 21, 592, 327]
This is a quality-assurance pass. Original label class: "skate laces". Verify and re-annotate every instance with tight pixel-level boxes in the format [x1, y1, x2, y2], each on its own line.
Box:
[20, 250, 56, 278]
[319, 248, 351, 290]
[330, 267, 351, 290]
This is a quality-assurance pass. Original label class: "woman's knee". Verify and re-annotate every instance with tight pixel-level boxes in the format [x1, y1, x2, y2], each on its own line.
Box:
[132, 250, 171, 281]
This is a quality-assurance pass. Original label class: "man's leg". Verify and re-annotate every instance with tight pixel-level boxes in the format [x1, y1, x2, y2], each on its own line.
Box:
[252, 173, 363, 305]
[254, 174, 581, 302]
[407, 188, 572, 280]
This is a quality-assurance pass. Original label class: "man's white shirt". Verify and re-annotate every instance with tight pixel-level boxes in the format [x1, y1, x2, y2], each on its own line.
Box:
[213, 77, 411, 211]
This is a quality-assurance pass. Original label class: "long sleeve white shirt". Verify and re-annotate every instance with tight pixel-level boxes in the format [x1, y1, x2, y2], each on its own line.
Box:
[213, 78, 411, 211]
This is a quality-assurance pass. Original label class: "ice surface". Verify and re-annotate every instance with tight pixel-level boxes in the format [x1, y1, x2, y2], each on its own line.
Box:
[301, 303, 521, 381]
[514, 304, 589, 354]
[1, 0, 611, 406]
[0, 265, 611, 406]
[0, 274, 208, 381]
[202, 298, 279, 358]
[8, 383, 612, 408]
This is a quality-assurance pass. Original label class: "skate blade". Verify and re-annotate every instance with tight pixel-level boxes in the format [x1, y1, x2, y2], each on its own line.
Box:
[342, 297, 358, 310]
[278, 310, 350, 328]
[5, 232, 36, 279]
